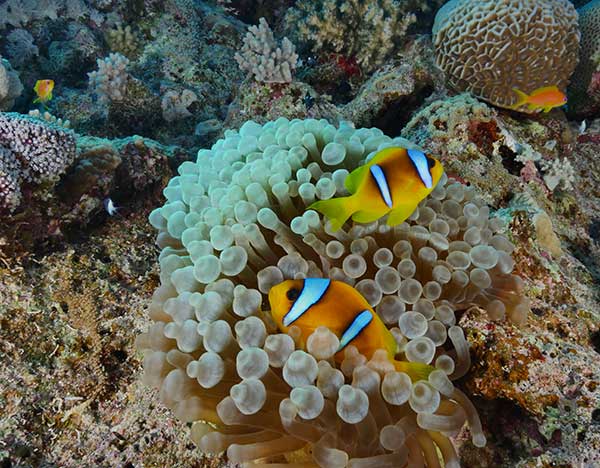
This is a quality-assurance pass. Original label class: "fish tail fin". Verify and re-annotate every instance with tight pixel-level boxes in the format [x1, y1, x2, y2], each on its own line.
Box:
[393, 359, 436, 382]
[308, 195, 357, 232]
[510, 88, 529, 109]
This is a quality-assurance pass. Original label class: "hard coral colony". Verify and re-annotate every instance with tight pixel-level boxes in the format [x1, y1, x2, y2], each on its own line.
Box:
[1, 0, 599, 467]
[137, 118, 529, 466]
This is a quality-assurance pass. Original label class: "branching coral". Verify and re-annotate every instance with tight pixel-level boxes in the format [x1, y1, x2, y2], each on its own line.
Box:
[138, 118, 530, 466]
[235, 18, 298, 84]
[88, 53, 130, 104]
[284, 0, 419, 72]
[433, 0, 580, 112]
[0, 113, 76, 212]
[105, 23, 140, 58]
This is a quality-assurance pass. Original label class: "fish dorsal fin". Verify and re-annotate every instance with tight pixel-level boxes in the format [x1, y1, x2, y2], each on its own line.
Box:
[344, 147, 405, 194]
[531, 85, 558, 96]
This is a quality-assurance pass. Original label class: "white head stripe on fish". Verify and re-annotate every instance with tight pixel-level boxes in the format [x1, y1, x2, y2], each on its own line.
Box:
[407, 148, 433, 189]
[283, 278, 331, 327]
[338, 310, 373, 351]
[369, 164, 393, 208]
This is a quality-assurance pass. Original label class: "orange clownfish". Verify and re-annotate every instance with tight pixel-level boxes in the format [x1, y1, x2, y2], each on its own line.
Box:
[33, 79, 54, 104]
[268, 278, 434, 381]
[509, 86, 567, 113]
[309, 147, 444, 232]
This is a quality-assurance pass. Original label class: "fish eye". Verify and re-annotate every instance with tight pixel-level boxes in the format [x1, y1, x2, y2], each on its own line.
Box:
[426, 156, 436, 169]
[286, 288, 300, 301]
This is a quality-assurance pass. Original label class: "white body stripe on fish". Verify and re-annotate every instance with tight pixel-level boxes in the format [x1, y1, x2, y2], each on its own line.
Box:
[338, 310, 373, 351]
[369, 164, 393, 208]
[407, 148, 433, 189]
[283, 278, 331, 327]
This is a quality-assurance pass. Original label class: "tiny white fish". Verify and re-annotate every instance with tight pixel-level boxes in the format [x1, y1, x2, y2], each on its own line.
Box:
[579, 120, 587, 134]
[103, 197, 120, 216]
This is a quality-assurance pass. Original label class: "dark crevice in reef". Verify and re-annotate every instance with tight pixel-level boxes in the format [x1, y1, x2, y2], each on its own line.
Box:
[498, 145, 523, 176]
[565, 239, 600, 289]
[372, 84, 435, 137]
[590, 330, 600, 355]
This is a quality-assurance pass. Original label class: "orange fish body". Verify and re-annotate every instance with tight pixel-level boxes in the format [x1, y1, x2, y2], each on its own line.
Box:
[268, 278, 434, 381]
[510, 86, 567, 113]
[309, 147, 444, 232]
[33, 79, 54, 104]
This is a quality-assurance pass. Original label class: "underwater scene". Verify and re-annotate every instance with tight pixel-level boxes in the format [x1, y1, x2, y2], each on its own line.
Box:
[1, 0, 600, 467]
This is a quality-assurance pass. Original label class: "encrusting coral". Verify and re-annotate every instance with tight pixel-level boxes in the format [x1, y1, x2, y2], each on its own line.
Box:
[433, 0, 580, 112]
[137, 118, 530, 466]
[0, 56, 23, 111]
[235, 18, 299, 84]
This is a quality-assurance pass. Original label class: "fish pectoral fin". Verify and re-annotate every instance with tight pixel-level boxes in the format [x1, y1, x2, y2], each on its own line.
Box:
[394, 360, 435, 382]
[309, 195, 357, 232]
[351, 208, 386, 224]
[386, 203, 417, 226]
[344, 164, 369, 194]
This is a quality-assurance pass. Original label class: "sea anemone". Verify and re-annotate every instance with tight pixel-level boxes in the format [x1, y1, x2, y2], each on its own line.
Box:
[137, 118, 529, 466]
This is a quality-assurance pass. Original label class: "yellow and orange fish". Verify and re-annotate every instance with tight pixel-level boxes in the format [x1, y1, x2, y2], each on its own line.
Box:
[509, 86, 567, 113]
[33, 79, 54, 104]
[268, 278, 435, 381]
[309, 147, 444, 232]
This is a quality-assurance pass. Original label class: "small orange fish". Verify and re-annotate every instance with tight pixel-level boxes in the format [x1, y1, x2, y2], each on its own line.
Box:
[510, 86, 567, 113]
[33, 79, 54, 104]
[309, 147, 444, 232]
[269, 278, 435, 381]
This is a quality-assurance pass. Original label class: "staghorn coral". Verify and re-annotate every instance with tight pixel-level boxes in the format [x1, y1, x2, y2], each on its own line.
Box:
[137, 118, 530, 466]
[568, 0, 600, 116]
[433, 0, 580, 112]
[284, 0, 419, 72]
[235, 18, 298, 84]
[0, 56, 23, 111]
[88, 52, 130, 104]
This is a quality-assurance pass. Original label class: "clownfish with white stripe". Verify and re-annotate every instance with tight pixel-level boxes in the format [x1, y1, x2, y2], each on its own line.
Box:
[309, 147, 444, 232]
[268, 278, 435, 381]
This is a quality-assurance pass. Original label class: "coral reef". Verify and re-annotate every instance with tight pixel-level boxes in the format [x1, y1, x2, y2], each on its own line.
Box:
[284, 0, 424, 72]
[88, 53, 130, 104]
[161, 89, 199, 123]
[235, 18, 298, 83]
[0, 113, 76, 211]
[433, 0, 580, 112]
[137, 118, 531, 465]
[0, 56, 23, 111]
[568, 0, 600, 117]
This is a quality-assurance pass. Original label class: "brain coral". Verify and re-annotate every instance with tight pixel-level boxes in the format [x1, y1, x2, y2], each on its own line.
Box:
[568, 0, 600, 115]
[433, 0, 580, 112]
[138, 118, 529, 466]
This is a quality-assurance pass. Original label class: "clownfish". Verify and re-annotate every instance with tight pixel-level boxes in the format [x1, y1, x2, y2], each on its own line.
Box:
[309, 147, 444, 232]
[268, 278, 435, 381]
[33, 79, 54, 104]
[509, 86, 567, 113]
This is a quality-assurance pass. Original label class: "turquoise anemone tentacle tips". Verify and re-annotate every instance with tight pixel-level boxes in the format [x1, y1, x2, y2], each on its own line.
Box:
[138, 118, 529, 467]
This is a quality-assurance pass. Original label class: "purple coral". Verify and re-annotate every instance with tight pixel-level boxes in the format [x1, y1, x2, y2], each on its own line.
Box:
[0, 113, 76, 212]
